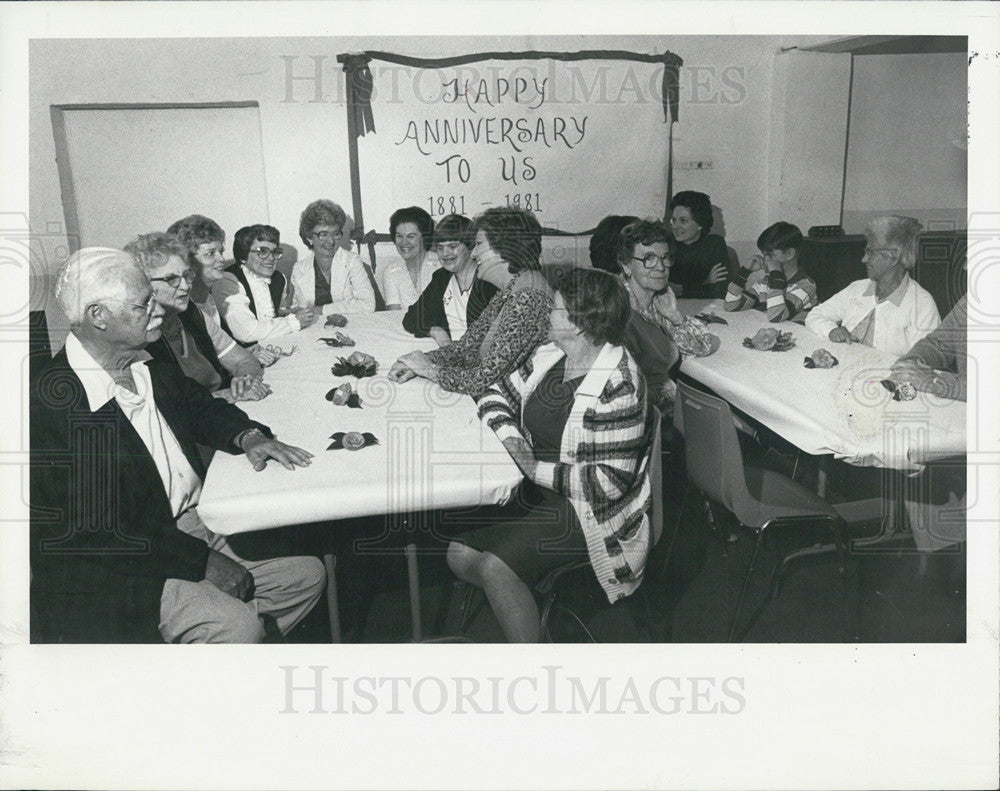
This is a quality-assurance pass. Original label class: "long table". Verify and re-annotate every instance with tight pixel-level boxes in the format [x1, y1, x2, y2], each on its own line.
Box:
[676, 299, 966, 471]
[197, 312, 523, 639]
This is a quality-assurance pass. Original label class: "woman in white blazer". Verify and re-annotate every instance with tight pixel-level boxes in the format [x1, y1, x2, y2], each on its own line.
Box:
[290, 199, 376, 315]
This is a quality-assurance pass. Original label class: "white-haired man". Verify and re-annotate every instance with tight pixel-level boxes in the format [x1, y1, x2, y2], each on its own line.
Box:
[806, 216, 941, 356]
[31, 248, 324, 643]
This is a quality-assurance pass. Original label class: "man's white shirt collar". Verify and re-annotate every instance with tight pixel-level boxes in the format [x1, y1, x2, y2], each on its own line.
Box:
[64, 333, 152, 412]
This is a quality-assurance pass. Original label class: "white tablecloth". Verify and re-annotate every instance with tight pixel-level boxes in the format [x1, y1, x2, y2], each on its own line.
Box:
[197, 313, 522, 535]
[677, 299, 966, 470]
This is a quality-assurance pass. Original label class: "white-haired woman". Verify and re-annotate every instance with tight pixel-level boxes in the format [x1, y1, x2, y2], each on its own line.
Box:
[126, 232, 270, 403]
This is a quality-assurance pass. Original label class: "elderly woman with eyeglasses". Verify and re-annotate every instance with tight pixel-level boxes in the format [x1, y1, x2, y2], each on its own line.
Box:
[290, 199, 375, 316]
[402, 214, 498, 347]
[806, 216, 940, 356]
[125, 232, 270, 403]
[378, 206, 441, 311]
[591, 218, 720, 416]
[212, 224, 316, 346]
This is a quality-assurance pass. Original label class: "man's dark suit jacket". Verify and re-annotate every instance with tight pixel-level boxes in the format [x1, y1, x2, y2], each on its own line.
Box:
[30, 346, 271, 643]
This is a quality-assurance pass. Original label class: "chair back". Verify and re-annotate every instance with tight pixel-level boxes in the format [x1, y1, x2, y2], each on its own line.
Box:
[648, 406, 664, 549]
[361, 261, 388, 312]
[675, 380, 757, 525]
[914, 230, 967, 317]
[29, 310, 52, 379]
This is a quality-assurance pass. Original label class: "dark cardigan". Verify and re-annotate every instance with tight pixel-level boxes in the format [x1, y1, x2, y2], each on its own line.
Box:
[402, 268, 498, 339]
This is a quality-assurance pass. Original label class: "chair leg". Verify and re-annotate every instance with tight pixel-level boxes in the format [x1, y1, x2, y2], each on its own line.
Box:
[546, 603, 597, 643]
[640, 582, 658, 641]
[834, 519, 858, 640]
[457, 582, 486, 634]
[538, 591, 557, 642]
[658, 480, 688, 580]
[404, 542, 422, 642]
[321, 553, 342, 643]
[729, 531, 765, 642]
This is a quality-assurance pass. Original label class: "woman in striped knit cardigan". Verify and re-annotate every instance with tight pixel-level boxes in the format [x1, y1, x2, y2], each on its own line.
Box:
[447, 269, 656, 642]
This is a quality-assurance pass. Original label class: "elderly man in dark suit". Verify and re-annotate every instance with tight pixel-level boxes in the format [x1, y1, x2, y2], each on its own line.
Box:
[31, 248, 324, 643]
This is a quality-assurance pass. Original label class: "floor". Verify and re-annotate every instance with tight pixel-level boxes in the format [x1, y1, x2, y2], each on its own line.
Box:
[284, 460, 966, 644]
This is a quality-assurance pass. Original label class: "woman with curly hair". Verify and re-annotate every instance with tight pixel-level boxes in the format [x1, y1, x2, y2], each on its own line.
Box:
[166, 214, 281, 367]
[290, 199, 375, 315]
[447, 269, 656, 641]
[378, 205, 441, 310]
[388, 206, 552, 397]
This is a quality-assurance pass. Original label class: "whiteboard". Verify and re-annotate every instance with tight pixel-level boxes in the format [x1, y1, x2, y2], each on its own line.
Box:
[58, 105, 268, 250]
[344, 51, 681, 236]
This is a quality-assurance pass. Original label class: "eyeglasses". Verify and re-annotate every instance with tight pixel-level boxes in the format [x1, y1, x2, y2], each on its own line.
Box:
[312, 229, 343, 241]
[864, 247, 897, 257]
[149, 270, 197, 290]
[249, 247, 283, 260]
[632, 253, 671, 269]
[434, 241, 465, 255]
[101, 297, 155, 317]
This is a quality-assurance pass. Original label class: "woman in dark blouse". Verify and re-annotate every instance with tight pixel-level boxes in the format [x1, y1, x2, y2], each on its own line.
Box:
[402, 214, 498, 346]
[668, 190, 731, 299]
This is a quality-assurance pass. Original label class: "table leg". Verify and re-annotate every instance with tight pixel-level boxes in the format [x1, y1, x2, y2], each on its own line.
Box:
[405, 542, 423, 642]
[321, 553, 342, 643]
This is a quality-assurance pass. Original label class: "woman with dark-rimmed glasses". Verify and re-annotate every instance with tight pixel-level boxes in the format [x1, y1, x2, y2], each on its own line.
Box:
[213, 224, 317, 346]
[290, 199, 376, 316]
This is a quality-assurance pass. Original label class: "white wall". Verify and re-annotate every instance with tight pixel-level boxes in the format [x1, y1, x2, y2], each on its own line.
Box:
[842, 52, 968, 233]
[31, 34, 827, 327]
[767, 50, 852, 230]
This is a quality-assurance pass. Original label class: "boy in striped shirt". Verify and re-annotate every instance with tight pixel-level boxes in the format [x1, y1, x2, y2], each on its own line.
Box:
[725, 222, 817, 322]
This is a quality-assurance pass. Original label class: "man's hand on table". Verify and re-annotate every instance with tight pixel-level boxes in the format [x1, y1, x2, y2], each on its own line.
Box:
[226, 375, 272, 403]
[204, 549, 255, 601]
[239, 429, 314, 471]
[888, 359, 962, 400]
[828, 325, 855, 344]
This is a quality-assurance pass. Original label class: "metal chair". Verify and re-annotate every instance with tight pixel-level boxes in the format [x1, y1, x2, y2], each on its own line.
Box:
[675, 380, 850, 641]
[535, 406, 664, 642]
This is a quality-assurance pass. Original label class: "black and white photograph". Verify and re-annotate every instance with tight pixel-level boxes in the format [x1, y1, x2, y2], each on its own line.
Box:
[1, 2, 998, 789]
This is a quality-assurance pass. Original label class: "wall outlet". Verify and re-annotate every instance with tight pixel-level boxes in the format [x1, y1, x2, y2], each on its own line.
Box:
[675, 159, 714, 171]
